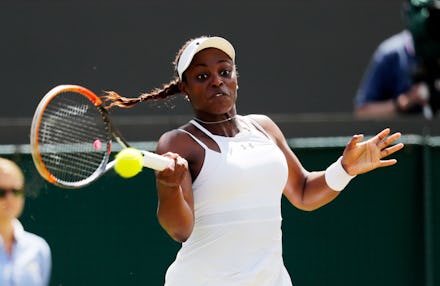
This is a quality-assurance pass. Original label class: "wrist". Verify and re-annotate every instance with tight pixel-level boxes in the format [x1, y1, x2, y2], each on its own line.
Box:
[156, 179, 182, 190]
[325, 157, 356, 192]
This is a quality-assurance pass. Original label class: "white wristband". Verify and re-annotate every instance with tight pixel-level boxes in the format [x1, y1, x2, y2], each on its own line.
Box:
[325, 157, 356, 192]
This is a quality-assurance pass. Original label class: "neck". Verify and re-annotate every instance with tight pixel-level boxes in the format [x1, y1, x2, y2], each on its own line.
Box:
[0, 219, 14, 245]
[193, 115, 236, 125]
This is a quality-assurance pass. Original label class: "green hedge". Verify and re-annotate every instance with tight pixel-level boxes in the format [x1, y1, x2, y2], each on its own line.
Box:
[2, 136, 437, 286]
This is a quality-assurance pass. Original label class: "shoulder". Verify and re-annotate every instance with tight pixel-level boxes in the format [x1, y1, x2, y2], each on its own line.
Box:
[14, 220, 50, 251]
[21, 231, 51, 255]
[23, 231, 50, 247]
[245, 114, 277, 130]
[157, 128, 189, 151]
[375, 30, 411, 59]
[157, 128, 187, 146]
[244, 114, 285, 143]
[156, 124, 202, 157]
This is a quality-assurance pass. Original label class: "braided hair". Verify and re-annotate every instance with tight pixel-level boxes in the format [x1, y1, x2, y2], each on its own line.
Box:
[103, 37, 202, 109]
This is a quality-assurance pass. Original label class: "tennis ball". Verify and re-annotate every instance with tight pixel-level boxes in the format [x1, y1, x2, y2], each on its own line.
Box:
[114, 148, 143, 178]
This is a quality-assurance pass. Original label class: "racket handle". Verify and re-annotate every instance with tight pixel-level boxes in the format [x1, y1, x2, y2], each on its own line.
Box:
[141, 151, 173, 171]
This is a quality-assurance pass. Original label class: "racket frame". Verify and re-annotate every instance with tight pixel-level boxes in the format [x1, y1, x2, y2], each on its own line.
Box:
[31, 85, 122, 188]
[31, 84, 171, 189]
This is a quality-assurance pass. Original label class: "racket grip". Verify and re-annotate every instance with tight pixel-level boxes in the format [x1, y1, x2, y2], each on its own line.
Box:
[141, 151, 173, 171]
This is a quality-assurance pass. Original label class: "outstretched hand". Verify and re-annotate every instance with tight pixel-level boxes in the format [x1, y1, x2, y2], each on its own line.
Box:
[341, 128, 404, 176]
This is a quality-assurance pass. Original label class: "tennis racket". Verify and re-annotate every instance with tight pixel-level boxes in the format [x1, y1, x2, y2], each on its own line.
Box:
[30, 84, 172, 189]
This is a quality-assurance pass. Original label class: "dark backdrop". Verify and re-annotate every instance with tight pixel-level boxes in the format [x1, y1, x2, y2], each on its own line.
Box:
[3, 0, 437, 144]
[1, 0, 404, 117]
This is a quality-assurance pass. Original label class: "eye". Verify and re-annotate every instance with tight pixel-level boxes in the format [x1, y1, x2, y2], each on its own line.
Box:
[196, 73, 208, 80]
[220, 69, 232, 77]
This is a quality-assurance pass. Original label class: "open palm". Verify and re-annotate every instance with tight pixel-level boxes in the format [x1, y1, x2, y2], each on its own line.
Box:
[341, 128, 404, 176]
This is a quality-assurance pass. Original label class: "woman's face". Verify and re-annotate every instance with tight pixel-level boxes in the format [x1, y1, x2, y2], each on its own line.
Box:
[180, 48, 238, 118]
[0, 167, 24, 222]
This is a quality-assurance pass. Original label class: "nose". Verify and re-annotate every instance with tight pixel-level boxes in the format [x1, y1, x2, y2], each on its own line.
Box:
[210, 74, 223, 87]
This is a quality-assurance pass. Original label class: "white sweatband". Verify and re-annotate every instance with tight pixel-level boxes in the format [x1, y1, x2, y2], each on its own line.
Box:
[325, 157, 356, 192]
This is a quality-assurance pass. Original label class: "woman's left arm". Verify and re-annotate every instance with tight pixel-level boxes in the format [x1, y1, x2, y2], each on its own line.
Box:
[251, 115, 404, 211]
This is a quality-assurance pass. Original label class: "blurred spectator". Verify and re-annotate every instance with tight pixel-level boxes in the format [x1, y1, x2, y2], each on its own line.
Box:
[0, 157, 51, 286]
[354, 0, 440, 118]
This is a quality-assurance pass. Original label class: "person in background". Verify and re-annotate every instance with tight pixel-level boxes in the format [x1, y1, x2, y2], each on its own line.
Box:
[0, 157, 51, 286]
[103, 36, 404, 285]
[354, 0, 440, 118]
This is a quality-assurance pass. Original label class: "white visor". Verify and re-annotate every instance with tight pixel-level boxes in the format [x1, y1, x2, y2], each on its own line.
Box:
[177, 36, 235, 80]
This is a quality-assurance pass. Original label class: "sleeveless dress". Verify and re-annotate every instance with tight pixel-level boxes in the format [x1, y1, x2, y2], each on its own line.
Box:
[164, 116, 292, 286]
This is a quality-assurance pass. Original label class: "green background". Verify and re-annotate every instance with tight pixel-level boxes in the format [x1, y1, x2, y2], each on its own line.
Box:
[3, 136, 438, 286]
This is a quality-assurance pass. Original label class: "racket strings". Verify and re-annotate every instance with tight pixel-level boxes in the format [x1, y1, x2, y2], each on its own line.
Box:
[37, 92, 111, 183]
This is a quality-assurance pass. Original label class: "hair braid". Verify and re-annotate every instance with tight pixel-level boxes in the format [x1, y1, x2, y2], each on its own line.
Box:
[102, 36, 205, 109]
[102, 77, 181, 109]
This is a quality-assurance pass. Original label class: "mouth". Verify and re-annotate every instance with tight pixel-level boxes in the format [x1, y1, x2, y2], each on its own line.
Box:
[212, 90, 228, 98]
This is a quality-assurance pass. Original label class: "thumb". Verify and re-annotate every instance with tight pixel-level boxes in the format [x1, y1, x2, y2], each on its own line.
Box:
[347, 134, 364, 148]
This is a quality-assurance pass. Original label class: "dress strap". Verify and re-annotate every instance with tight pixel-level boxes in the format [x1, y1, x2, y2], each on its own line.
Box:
[241, 116, 273, 142]
[189, 120, 218, 141]
[177, 128, 209, 150]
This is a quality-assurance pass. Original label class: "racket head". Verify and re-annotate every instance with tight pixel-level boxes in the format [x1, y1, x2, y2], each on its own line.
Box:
[30, 85, 113, 188]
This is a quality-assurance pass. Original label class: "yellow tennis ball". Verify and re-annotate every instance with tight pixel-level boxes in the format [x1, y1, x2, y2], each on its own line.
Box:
[114, 148, 143, 178]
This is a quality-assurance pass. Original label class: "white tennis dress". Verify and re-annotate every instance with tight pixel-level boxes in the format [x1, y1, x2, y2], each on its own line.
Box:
[164, 116, 292, 286]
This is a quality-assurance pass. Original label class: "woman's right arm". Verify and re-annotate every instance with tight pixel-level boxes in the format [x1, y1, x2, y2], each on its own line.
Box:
[155, 130, 195, 242]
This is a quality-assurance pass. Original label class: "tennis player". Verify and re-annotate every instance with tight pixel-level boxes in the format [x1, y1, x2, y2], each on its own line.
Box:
[104, 36, 404, 285]
[0, 157, 51, 286]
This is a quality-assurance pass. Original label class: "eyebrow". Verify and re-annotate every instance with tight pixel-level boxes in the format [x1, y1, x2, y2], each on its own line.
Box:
[192, 59, 232, 68]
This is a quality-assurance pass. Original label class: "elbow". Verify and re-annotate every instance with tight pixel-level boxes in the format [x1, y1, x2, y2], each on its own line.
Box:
[285, 193, 322, 212]
[168, 225, 194, 242]
[284, 188, 328, 212]
[171, 231, 192, 243]
[299, 206, 318, 212]
[158, 216, 194, 243]
[294, 202, 322, 212]
[288, 174, 322, 212]
[161, 226, 193, 243]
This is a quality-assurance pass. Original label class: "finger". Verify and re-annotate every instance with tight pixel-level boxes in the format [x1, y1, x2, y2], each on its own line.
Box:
[379, 158, 398, 167]
[373, 128, 391, 144]
[387, 132, 402, 143]
[175, 156, 188, 170]
[380, 142, 404, 158]
[156, 152, 180, 173]
[347, 134, 364, 148]
[162, 152, 180, 159]
[378, 132, 402, 149]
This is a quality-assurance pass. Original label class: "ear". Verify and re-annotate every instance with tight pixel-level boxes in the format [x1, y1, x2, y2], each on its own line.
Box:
[178, 82, 191, 102]
[178, 81, 188, 96]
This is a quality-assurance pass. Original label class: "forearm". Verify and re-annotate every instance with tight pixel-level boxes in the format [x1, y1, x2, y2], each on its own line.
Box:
[295, 171, 341, 211]
[286, 158, 356, 211]
[354, 99, 397, 118]
[157, 184, 194, 242]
